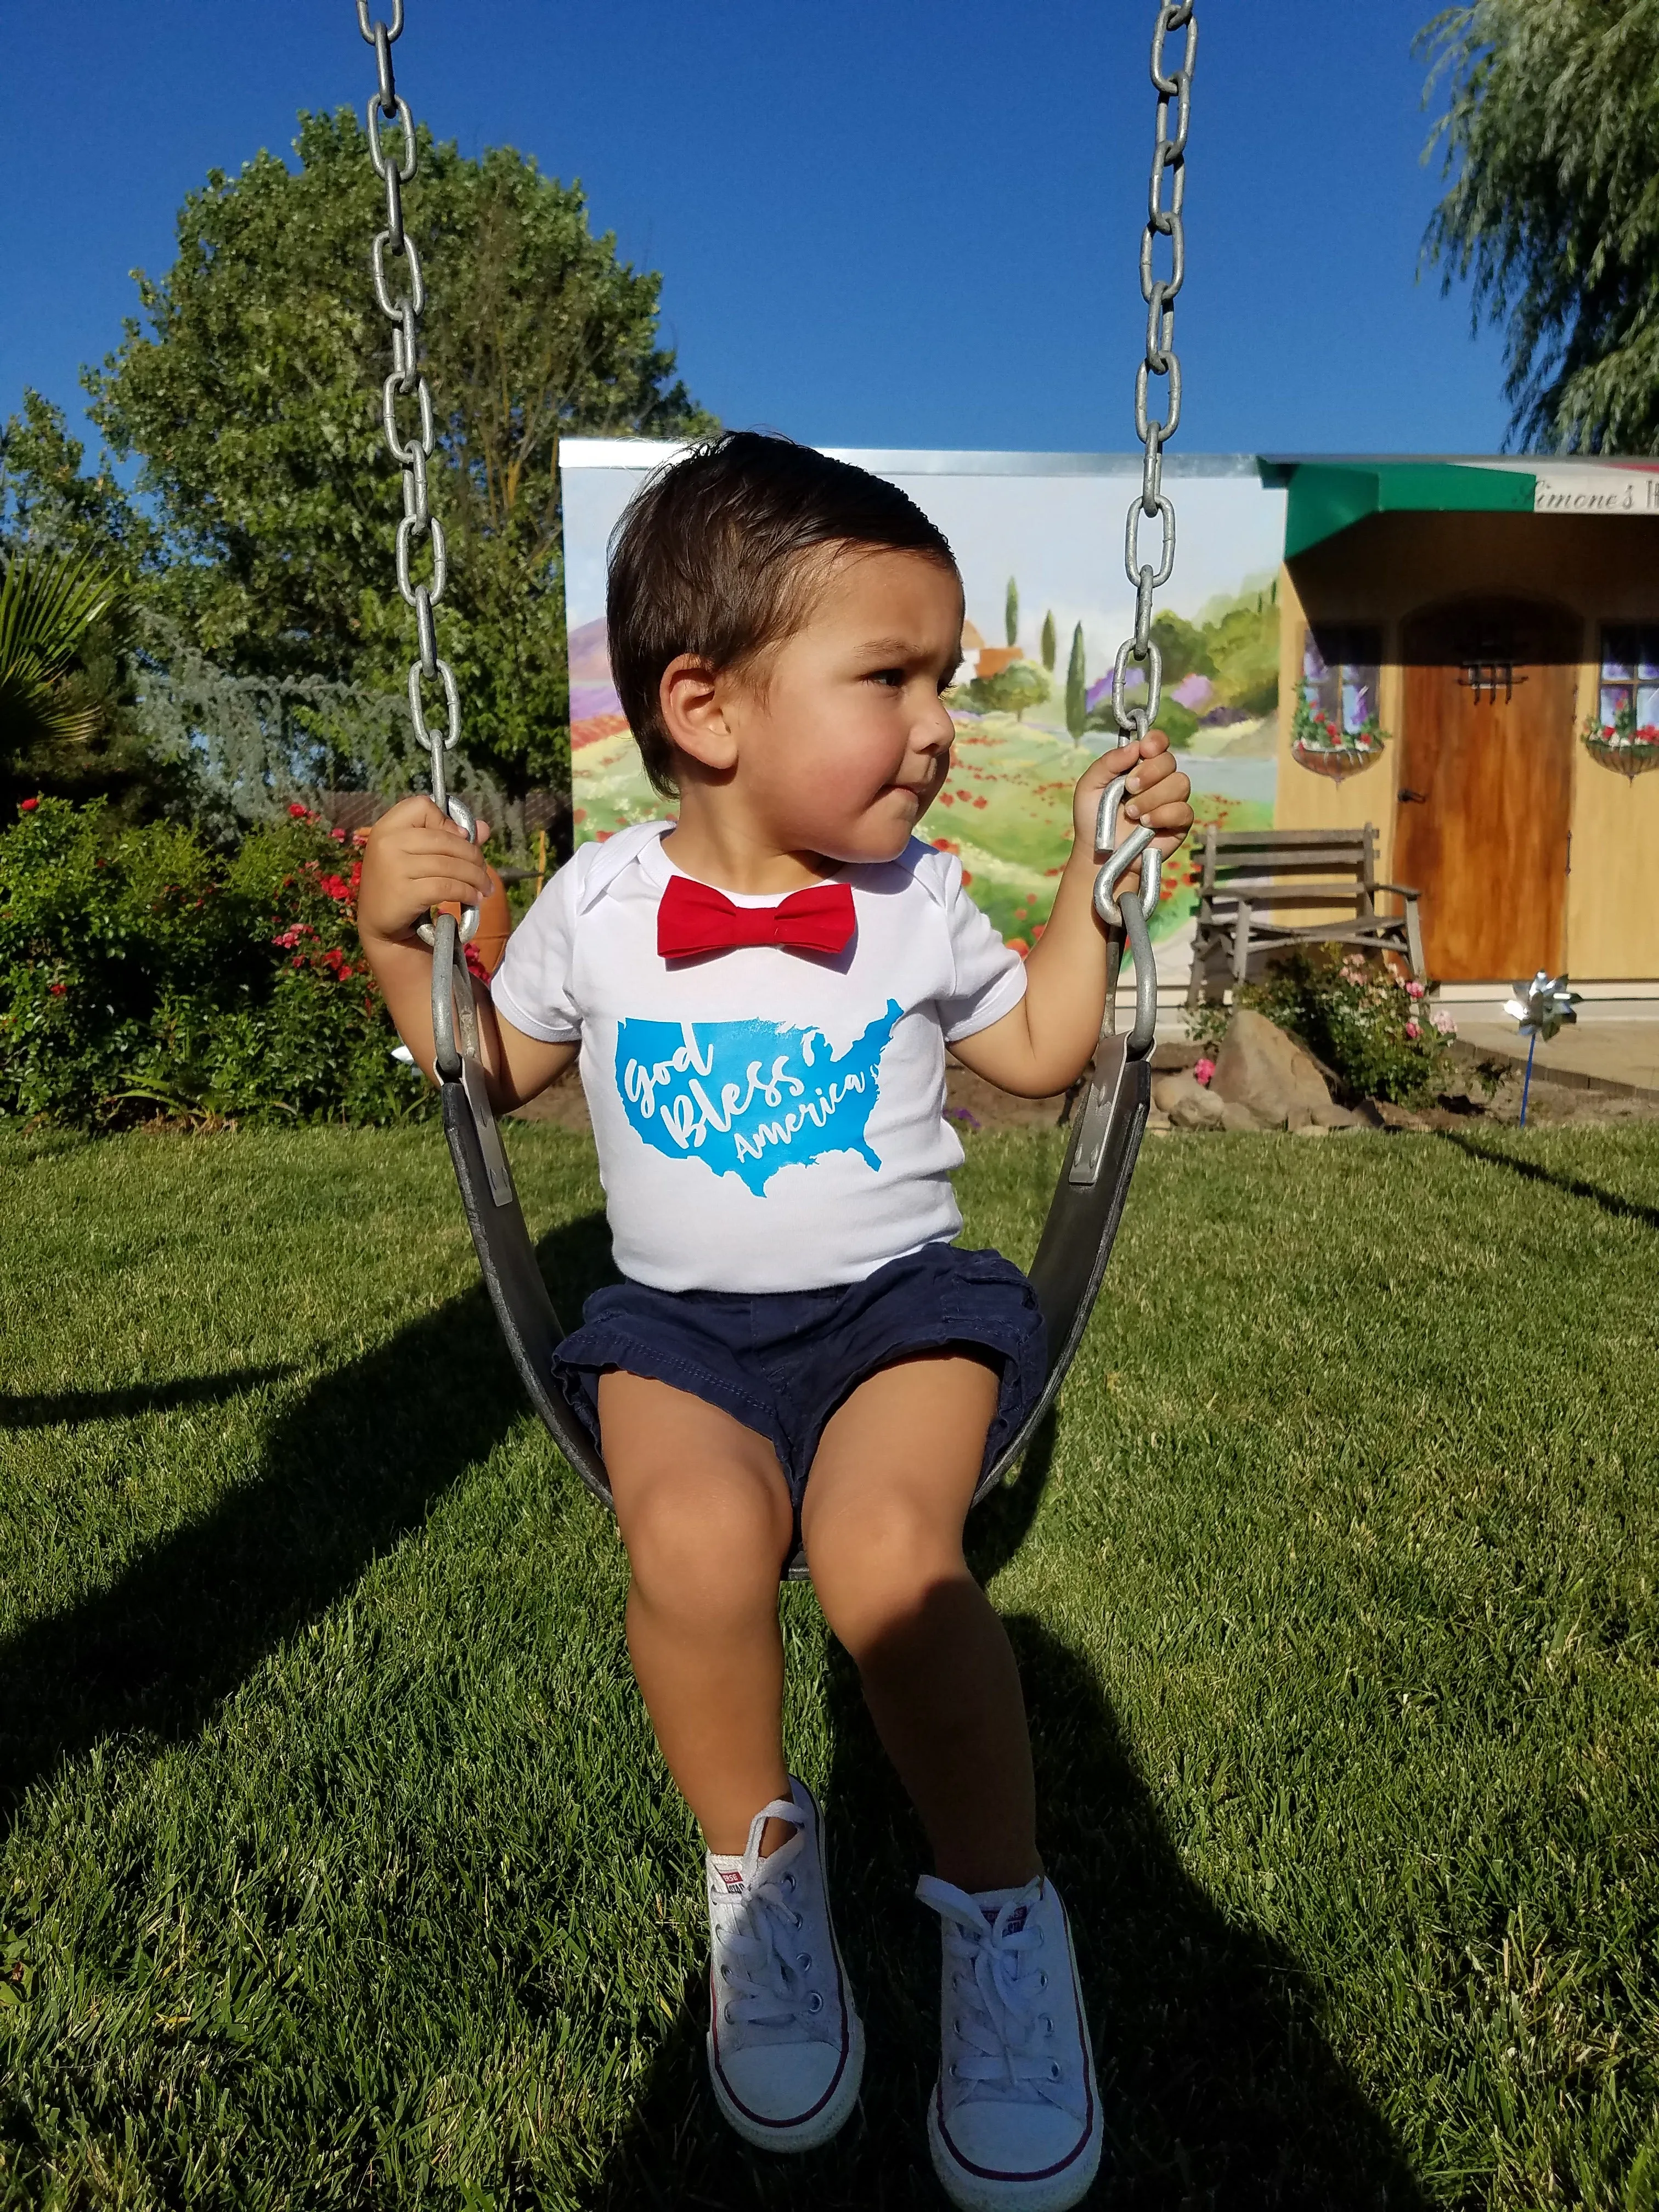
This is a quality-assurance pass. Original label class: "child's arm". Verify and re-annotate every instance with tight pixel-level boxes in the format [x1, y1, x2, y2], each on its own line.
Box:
[356, 795, 577, 1108]
[950, 733, 1193, 1098]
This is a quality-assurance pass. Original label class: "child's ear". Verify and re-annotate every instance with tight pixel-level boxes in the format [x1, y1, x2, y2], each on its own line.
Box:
[659, 654, 737, 772]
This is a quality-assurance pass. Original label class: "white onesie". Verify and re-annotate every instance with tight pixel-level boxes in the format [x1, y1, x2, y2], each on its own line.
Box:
[490, 821, 1027, 1294]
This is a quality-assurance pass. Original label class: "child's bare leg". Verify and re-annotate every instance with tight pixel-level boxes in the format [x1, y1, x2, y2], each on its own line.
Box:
[598, 1372, 795, 1854]
[799, 1353, 1039, 1894]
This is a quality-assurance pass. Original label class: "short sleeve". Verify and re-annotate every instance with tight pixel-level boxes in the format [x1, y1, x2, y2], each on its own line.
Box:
[934, 854, 1028, 1043]
[489, 853, 584, 1043]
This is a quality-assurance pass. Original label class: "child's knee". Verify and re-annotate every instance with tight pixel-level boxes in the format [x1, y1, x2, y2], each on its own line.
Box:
[618, 1460, 792, 1616]
[806, 1494, 966, 1652]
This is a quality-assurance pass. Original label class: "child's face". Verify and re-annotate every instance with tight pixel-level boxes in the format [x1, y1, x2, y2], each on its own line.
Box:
[714, 548, 964, 865]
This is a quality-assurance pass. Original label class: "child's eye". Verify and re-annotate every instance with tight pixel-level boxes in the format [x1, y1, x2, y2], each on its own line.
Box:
[866, 667, 906, 689]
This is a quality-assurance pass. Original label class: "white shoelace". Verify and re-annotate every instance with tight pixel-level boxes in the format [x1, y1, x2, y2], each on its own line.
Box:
[713, 1798, 827, 2035]
[918, 1876, 1075, 2109]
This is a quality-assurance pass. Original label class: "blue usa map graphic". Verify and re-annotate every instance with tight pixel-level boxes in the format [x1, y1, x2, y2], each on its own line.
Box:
[616, 1003, 904, 1195]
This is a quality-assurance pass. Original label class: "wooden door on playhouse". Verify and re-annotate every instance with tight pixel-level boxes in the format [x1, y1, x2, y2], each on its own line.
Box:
[1397, 597, 1581, 981]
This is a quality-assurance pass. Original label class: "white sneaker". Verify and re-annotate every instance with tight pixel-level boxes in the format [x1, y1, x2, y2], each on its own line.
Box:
[705, 1777, 864, 2152]
[916, 1873, 1102, 2211]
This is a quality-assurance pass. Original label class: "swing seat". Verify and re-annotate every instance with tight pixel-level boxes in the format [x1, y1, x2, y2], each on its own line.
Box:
[436, 819, 1160, 1581]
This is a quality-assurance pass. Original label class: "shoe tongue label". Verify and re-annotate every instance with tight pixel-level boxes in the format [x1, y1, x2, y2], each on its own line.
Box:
[718, 1868, 745, 1894]
[986, 1903, 1029, 1935]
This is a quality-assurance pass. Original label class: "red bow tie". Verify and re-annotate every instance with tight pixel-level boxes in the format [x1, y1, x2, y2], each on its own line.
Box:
[656, 872, 856, 960]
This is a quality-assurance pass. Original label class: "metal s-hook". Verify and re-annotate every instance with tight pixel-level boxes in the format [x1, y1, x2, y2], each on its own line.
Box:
[1091, 773, 1164, 925]
[1088, 773, 1162, 1059]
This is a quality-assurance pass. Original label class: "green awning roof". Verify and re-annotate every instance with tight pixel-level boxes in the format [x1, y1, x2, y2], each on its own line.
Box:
[1260, 460, 1536, 560]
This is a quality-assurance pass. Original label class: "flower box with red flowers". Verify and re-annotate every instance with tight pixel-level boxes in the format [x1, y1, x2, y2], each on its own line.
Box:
[1581, 703, 1659, 780]
[1290, 697, 1391, 783]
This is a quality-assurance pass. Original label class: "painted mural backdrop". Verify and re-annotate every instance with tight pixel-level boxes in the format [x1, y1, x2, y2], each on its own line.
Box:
[562, 448, 1288, 983]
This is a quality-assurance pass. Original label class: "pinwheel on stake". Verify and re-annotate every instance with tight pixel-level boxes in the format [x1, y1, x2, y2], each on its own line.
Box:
[1503, 971, 1582, 1128]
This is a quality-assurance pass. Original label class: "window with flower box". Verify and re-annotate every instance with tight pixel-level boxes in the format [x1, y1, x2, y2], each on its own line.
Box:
[1599, 627, 1659, 736]
[1302, 625, 1384, 735]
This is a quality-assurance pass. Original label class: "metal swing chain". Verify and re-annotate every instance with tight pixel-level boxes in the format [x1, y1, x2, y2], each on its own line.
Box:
[1114, 1, 1196, 751]
[355, 0, 479, 1003]
[1093, 1, 1197, 969]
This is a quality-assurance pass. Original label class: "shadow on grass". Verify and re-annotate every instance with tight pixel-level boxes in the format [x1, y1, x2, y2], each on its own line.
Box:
[589, 1424, 1425, 2211]
[0, 1367, 297, 1430]
[0, 1211, 617, 1827]
[1437, 1126, 1659, 1232]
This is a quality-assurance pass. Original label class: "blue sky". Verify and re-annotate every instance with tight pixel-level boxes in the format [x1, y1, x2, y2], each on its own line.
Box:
[0, 0, 1508, 465]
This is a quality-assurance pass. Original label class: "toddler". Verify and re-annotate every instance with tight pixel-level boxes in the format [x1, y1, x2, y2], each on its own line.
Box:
[359, 432, 1192, 2209]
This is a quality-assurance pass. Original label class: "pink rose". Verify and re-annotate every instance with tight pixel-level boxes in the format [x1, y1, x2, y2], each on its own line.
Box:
[1407, 980, 1425, 1000]
[1193, 1056, 1216, 1086]
[1404, 1019, 1420, 1040]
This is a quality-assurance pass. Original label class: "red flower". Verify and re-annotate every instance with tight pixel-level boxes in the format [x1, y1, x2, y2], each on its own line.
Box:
[330, 826, 347, 842]
[318, 873, 352, 902]
[18, 797, 38, 812]
[322, 947, 353, 979]
[49, 981, 65, 996]
[287, 802, 311, 819]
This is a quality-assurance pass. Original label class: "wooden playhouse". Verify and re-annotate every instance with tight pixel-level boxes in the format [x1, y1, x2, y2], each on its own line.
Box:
[1259, 456, 1659, 990]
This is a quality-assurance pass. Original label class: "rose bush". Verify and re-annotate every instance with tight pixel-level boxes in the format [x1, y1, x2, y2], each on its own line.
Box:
[1190, 946, 1455, 1107]
[0, 797, 428, 1127]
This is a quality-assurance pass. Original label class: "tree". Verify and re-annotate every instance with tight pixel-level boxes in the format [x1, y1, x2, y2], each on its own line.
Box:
[1040, 609, 1056, 672]
[0, 550, 116, 787]
[1149, 610, 1215, 686]
[1418, 2, 1659, 452]
[1065, 623, 1087, 741]
[0, 401, 190, 816]
[964, 660, 1049, 722]
[0, 390, 155, 575]
[1005, 577, 1019, 649]
[84, 110, 715, 800]
[1, 391, 390, 826]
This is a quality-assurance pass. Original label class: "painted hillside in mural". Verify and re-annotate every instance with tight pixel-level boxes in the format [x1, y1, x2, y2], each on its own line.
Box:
[567, 579, 1279, 950]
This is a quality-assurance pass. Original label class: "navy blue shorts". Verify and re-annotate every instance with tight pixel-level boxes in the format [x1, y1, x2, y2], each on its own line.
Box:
[553, 1240, 1047, 1513]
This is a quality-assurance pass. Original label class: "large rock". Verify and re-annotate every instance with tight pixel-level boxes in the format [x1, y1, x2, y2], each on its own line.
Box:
[1210, 1008, 1334, 1131]
[1152, 1070, 1227, 1129]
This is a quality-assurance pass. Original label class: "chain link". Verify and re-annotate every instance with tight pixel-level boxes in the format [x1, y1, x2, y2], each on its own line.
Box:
[1109, 1, 1197, 748]
[356, 0, 476, 949]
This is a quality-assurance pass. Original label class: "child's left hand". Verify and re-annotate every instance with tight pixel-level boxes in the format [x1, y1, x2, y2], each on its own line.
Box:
[1072, 730, 1194, 895]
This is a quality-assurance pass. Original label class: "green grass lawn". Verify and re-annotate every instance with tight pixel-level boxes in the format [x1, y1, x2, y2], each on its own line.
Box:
[2, 1121, 1657, 2209]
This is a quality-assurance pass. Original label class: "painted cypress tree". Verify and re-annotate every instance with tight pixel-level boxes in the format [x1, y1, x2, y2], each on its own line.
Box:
[1005, 577, 1019, 648]
[1065, 623, 1087, 742]
[1040, 609, 1056, 671]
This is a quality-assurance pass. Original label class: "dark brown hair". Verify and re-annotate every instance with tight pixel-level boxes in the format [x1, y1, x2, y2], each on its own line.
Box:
[606, 430, 959, 795]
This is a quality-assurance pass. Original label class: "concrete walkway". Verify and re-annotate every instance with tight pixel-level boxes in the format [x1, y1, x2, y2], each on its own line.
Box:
[1452, 1015, 1659, 1095]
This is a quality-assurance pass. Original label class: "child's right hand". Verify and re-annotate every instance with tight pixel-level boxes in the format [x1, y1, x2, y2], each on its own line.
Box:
[356, 794, 495, 949]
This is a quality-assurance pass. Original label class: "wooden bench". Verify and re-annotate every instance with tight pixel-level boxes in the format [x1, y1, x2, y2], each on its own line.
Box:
[1186, 825, 1425, 1006]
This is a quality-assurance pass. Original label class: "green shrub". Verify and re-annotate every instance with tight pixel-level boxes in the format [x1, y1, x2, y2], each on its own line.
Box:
[1191, 946, 1455, 1107]
[0, 796, 430, 1128]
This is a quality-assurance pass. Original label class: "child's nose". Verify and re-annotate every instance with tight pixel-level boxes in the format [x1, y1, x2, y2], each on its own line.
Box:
[915, 691, 956, 752]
